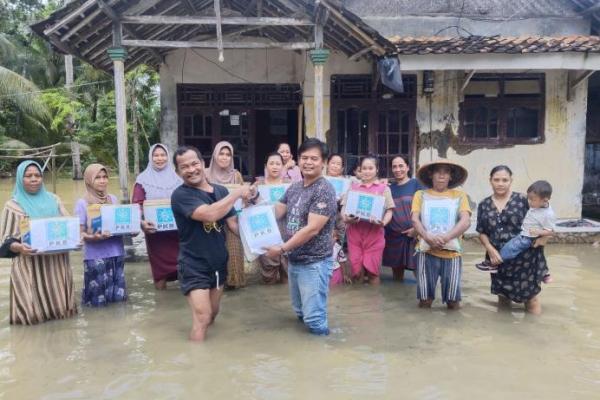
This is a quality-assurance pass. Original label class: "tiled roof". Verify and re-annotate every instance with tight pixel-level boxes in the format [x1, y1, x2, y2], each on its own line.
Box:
[389, 35, 600, 55]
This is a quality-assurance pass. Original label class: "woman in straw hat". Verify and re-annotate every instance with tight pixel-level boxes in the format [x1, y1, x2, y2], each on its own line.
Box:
[411, 160, 471, 309]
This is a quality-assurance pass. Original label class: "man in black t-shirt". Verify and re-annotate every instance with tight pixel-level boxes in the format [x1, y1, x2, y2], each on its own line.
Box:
[264, 139, 337, 336]
[171, 146, 250, 342]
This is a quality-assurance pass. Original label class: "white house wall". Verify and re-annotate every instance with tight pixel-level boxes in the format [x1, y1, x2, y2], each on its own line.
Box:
[158, 48, 587, 218]
[415, 70, 587, 218]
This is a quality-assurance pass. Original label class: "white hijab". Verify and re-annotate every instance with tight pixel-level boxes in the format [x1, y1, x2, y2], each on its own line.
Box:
[135, 144, 182, 200]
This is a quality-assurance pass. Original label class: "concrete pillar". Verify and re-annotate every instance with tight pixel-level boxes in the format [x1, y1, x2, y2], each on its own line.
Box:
[107, 46, 130, 203]
[309, 48, 330, 142]
[159, 62, 178, 153]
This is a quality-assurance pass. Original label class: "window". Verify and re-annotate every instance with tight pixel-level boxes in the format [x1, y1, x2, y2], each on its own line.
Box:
[331, 74, 417, 177]
[459, 74, 544, 144]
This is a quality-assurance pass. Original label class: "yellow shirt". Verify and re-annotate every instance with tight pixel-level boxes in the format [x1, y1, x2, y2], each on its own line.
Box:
[411, 188, 471, 259]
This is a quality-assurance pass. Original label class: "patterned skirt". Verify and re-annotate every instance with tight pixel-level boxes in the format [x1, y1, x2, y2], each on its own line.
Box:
[82, 256, 127, 307]
[225, 227, 246, 288]
[382, 233, 417, 270]
[10, 253, 78, 325]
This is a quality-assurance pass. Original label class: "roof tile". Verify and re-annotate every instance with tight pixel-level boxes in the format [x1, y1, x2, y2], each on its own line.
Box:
[389, 35, 600, 54]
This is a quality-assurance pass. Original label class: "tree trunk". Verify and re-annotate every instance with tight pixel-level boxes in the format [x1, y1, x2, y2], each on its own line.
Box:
[65, 55, 83, 180]
[70, 140, 83, 180]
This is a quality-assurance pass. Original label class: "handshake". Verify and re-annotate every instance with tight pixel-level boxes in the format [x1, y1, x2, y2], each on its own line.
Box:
[232, 183, 258, 201]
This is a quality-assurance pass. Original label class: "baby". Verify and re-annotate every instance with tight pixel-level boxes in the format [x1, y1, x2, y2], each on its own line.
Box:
[477, 180, 555, 283]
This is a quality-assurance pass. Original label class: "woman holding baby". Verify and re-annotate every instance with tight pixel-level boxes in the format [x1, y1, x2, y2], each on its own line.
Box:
[476, 165, 550, 314]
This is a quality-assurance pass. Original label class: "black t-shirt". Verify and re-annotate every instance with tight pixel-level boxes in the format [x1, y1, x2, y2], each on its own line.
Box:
[171, 183, 236, 269]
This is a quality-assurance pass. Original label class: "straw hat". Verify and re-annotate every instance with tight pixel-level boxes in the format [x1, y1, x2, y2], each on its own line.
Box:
[416, 160, 468, 189]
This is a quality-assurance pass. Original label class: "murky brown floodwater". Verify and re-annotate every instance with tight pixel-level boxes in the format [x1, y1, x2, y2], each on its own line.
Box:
[0, 178, 599, 399]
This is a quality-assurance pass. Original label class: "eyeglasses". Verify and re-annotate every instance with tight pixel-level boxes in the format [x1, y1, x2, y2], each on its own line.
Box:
[203, 221, 222, 234]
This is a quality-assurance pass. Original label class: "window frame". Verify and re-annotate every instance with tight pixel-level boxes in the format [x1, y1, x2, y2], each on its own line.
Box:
[459, 73, 545, 145]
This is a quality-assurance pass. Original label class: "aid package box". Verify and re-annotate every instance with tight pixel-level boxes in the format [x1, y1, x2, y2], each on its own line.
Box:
[222, 184, 244, 213]
[257, 183, 290, 204]
[143, 199, 177, 231]
[20, 217, 81, 254]
[238, 205, 283, 260]
[325, 176, 351, 200]
[344, 190, 386, 222]
[87, 204, 141, 235]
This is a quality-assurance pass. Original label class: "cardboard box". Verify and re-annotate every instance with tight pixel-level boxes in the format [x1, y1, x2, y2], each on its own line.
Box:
[325, 176, 351, 200]
[143, 199, 177, 231]
[20, 217, 81, 254]
[239, 205, 283, 258]
[222, 184, 244, 213]
[88, 204, 141, 235]
[344, 190, 386, 221]
[257, 183, 290, 203]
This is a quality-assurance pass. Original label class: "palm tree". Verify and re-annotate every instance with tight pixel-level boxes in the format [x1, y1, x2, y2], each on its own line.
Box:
[0, 33, 50, 123]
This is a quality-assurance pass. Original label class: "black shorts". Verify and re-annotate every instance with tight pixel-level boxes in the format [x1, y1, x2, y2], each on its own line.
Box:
[178, 261, 228, 295]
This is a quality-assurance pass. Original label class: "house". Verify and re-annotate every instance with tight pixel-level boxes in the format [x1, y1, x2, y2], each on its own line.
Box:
[31, 0, 600, 218]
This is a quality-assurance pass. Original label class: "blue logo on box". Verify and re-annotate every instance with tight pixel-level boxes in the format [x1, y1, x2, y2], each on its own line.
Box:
[115, 207, 131, 224]
[249, 213, 270, 232]
[156, 207, 174, 224]
[357, 195, 373, 214]
[269, 187, 285, 202]
[46, 221, 68, 241]
[430, 207, 450, 225]
[331, 180, 344, 195]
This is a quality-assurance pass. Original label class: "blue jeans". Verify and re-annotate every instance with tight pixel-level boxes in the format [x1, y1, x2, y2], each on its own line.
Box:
[288, 257, 333, 335]
[499, 235, 534, 262]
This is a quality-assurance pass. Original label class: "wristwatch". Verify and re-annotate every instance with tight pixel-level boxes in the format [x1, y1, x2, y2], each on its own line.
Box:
[280, 245, 290, 256]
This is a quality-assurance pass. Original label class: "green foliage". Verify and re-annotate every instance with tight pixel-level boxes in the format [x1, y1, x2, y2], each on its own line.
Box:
[0, 0, 161, 171]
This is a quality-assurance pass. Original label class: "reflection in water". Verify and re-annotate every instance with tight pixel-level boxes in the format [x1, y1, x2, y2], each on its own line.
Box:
[0, 179, 599, 398]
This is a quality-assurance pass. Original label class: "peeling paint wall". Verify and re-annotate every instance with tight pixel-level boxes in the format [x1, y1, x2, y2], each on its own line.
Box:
[157, 47, 587, 218]
[415, 70, 588, 218]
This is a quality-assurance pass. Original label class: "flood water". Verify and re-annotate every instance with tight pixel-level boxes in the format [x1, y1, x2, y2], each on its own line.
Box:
[0, 178, 599, 399]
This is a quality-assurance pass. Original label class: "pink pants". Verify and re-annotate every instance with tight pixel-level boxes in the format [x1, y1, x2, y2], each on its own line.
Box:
[346, 221, 385, 277]
[329, 268, 344, 287]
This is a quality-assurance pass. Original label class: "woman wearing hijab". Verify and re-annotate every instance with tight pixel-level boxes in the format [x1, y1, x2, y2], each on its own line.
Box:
[132, 144, 182, 290]
[206, 141, 246, 288]
[0, 160, 77, 324]
[74, 164, 127, 307]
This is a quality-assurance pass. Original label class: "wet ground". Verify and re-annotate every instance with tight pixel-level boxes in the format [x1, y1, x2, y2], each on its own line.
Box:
[1, 178, 599, 399]
[0, 243, 599, 399]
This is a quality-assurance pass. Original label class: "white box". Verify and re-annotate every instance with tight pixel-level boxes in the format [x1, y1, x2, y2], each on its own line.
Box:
[143, 199, 177, 231]
[20, 217, 81, 254]
[344, 190, 386, 221]
[239, 205, 284, 258]
[325, 176, 351, 200]
[257, 184, 290, 203]
[88, 204, 141, 235]
[222, 184, 244, 212]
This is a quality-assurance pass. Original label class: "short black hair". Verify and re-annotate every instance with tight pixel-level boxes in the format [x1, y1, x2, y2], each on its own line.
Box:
[490, 165, 513, 178]
[327, 153, 344, 164]
[360, 155, 379, 170]
[298, 138, 328, 160]
[391, 155, 409, 166]
[265, 151, 284, 164]
[173, 145, 203, 169]
[527, 180, 552, 199]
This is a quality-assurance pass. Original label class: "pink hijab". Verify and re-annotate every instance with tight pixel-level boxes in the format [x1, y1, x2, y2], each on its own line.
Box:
[206, 141, 237, 184]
